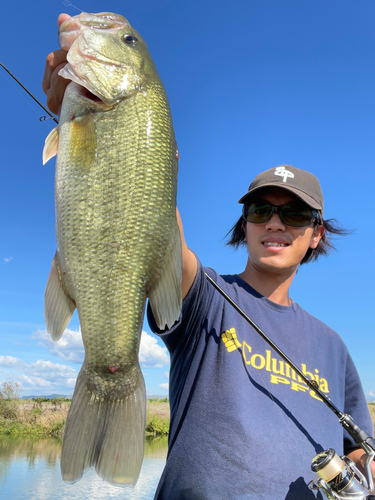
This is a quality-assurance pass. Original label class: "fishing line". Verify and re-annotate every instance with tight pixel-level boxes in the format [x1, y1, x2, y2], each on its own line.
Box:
[0, 63, 42, 119]
[0, 62, 58, 124]
[62, 0, 83, 12]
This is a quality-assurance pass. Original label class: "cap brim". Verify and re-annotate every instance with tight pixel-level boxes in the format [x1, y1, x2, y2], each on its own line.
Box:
[238, 184, 322, 211]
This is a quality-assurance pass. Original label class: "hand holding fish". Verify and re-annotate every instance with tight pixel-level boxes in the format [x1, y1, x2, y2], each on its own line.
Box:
[41, 14, 70, 115]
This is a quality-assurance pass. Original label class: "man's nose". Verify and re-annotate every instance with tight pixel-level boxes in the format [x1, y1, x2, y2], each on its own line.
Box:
[265, 209, 286, 230]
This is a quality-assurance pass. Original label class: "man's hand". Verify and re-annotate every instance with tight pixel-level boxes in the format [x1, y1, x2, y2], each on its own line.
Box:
[360, 452, 375, 478]
[347, 448, 375, 478]
[41, 14, 71, 116]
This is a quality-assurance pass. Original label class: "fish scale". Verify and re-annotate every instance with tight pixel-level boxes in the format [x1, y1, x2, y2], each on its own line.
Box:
[43, 11, 181, 487]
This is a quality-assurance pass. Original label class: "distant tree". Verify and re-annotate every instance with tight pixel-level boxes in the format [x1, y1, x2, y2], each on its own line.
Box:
[0, 381, 21, 400]
[0, 381, 21, 420]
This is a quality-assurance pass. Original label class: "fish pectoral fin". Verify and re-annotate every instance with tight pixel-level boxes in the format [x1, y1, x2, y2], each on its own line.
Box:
[43, 126, 59, 165]
[44, 253, 76, 341]
[69, 112, 96, 167]
[61, 364, 146, 487]
[148, 223, 182, 330]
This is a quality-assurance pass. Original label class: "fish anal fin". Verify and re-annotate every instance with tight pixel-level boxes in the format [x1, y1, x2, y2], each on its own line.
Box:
[43, 126, 59, 165]
[69, 112, 96, 167]
[148, 224, 182, 330]
[61, 364, 146, 487]
[44, 253, 76, 341]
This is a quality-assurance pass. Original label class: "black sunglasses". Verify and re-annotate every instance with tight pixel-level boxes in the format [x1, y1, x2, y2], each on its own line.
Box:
[242, 199, 321, 228]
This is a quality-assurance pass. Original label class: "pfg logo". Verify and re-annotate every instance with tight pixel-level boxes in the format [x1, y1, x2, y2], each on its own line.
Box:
[274, 166, 294, 183]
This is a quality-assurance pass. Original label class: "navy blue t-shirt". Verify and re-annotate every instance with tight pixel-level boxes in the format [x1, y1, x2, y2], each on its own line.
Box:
[147, 261, 373, 500]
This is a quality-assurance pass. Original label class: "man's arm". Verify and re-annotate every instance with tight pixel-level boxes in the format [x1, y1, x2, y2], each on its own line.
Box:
[176, 209, 197, 299]
[42, 17, 198, 300]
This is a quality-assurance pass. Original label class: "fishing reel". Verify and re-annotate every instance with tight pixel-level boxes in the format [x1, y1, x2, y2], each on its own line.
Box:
[311, 447, 375, 499]
[309, 413, 375, 500]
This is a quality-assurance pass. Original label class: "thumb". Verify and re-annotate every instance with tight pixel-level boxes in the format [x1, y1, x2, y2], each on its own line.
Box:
[58, 13, 71, 28]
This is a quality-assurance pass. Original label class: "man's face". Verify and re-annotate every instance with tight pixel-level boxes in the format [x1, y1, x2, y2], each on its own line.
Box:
[243, 187, 324, 276]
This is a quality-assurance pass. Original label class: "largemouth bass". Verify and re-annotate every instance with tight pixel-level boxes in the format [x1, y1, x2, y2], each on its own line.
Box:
[43, 12, 181, 487]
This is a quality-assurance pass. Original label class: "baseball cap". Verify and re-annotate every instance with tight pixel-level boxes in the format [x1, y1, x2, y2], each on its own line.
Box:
[238, 164, 324, 215]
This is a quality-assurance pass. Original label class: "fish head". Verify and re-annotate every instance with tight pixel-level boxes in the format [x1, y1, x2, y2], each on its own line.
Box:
[58, 12, 157, 106]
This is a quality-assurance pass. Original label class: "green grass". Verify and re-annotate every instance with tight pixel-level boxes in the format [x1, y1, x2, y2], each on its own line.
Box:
[145, 415, 170, 437]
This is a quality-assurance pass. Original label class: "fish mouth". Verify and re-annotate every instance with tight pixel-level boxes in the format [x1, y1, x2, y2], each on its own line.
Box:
[60, 62, 125, 107]
[79, 85, 105, 104]
[67, 79, 111, 107]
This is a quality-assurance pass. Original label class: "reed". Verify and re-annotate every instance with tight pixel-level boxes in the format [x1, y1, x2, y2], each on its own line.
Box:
[0, 398, 171, 438]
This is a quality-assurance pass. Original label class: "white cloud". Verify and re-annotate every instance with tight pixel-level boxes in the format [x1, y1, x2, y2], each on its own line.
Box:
[22, 375, 52, 388]
[0, 356, 21, 367]
[32, 329, 170, 369]
[32, 329, 84, 364]
[159, 383, 169, 390]
[18, 328, 170, 395]
[139, 332, 169, 368]
[0, 355, 77, 396]
[67, 378, 77, 388]
[3, 257, 13, 263]
[368, 390, 374, 397]
[29, 359, 76, 379]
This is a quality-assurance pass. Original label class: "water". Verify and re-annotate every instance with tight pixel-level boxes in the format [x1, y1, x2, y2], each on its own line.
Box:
[0, 436, 167, 500]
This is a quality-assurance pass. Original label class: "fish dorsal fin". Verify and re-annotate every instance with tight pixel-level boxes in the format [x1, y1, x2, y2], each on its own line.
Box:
[43, 126, 59, 165]
[148, 223, 182, 330]
[69, 112, 96, 167]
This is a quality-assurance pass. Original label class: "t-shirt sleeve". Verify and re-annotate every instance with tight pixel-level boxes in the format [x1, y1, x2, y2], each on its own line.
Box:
[343, 351, 374, 454]
[146, 259, 216, 354]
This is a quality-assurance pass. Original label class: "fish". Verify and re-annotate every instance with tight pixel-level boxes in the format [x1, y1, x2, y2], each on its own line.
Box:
[42, 12, 181, 487]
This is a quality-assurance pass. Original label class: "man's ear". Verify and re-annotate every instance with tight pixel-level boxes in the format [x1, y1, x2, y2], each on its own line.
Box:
[310, 225, 325, 249]
[242, 220, 247, 242]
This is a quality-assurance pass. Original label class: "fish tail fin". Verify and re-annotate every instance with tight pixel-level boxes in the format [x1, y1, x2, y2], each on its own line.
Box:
[61, 364, 146, 486]
[148, 222, 182, 329]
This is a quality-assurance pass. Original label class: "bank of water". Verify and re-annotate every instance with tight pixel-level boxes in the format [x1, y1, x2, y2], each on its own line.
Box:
[0, 436, 168, 500]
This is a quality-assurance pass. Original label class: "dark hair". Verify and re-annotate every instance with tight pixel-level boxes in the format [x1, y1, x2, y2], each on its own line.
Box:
[226, 215, 351, 265]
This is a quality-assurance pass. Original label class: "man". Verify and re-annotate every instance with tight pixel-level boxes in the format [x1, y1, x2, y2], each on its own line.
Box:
[43, 15, 373, 499]
[146, 165, 373, 499]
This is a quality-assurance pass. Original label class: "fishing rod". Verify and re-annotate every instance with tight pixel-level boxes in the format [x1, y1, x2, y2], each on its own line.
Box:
[205, 272, 375, 500]
[0, 61, 58, 124]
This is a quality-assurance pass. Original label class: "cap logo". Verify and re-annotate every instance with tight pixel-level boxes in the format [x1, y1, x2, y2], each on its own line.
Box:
[274, 166, 294, 183]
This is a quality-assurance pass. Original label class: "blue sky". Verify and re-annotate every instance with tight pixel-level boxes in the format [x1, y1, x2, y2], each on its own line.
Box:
[0, 0, 374, 401]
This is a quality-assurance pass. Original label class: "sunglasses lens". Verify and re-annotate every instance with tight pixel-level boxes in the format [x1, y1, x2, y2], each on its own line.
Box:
[244, 200, 314, 227]
[245, 201, 273, 223]
[280, 205, 313, 226]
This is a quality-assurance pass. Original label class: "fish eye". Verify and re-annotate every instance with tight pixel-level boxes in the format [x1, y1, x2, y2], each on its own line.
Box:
[123, 34, 139, 46]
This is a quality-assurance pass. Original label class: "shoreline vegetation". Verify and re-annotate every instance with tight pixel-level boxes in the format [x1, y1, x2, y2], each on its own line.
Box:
[0, 397, 170, 439]
[0, 380, 374, 440]
[0, 399, 374, 439]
